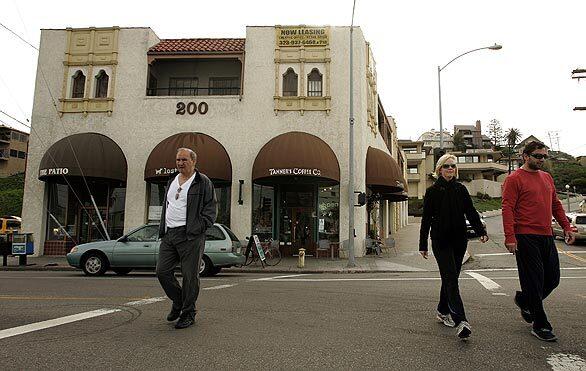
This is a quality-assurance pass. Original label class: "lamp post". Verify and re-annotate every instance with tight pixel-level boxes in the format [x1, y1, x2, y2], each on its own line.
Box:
[566, 184, 571, 211]
[438, 44, 502, 149]
[347, 0, 358, 267]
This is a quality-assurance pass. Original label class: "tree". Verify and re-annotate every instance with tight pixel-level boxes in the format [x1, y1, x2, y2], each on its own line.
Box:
[505, 128, 522, 174]
[452, 131, 467, 152]
[488, 119, 504, 149]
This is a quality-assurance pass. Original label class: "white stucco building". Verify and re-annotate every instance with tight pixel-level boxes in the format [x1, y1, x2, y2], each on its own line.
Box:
[22, 25, 408, 257]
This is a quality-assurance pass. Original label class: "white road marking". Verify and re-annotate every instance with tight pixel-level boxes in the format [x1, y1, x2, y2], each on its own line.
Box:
[466, 267, 586, 272]
[0, 309, 121, 340]
[464, 271, 501, 291]
[125, 297, 167, 306]
[203, 284, 236, 290]
[251, 274, 311, 281]
[546, 353, 586, 371]
[491, 293, 509, 296]
[257, 276, 586, 283]
[475, 251, 586, 257]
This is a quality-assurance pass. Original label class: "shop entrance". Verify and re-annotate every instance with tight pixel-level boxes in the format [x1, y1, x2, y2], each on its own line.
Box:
[278, 184, 315, 255]
[78, 207, 108, 244]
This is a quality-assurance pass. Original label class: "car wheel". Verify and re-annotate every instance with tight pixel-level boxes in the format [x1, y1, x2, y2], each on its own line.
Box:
[82, 253, 108, 276]
[199, 255, 213, 277]
[113, 268, 132, 275]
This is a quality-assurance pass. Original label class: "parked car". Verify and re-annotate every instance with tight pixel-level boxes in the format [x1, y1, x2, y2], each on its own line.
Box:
[66, 223, 245, 277]
[465, 215, 487, 237]
[0, 216, 21, 235]
[551, 213, 586, 241]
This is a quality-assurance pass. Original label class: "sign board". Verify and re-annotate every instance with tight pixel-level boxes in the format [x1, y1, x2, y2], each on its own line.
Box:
[148, 206, 162, 221]
[276, 26, 329, 47]
[319, 219, 325, 233]
[12, 242, 26, 255]
[268, 168, 321, 177]
[252, 235, 266, 261]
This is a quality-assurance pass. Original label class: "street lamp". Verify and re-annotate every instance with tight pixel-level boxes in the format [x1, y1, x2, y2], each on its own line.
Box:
[438, 43, 502, 149]
[347, 0, 358, 267]
[566, 184, 571, 211]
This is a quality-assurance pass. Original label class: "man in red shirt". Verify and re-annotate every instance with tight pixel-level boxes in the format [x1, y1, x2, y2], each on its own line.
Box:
[502, 141, 576, 342]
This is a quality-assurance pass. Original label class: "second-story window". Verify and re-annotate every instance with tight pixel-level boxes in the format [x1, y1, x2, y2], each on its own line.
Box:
[209, 77, 239, 95]
[71, 70, 86, 98]
[282, 68, 298, 97]
[94, 70, 109, 98]
[169, 77, 198, 96]
[307, 68, 323, 97]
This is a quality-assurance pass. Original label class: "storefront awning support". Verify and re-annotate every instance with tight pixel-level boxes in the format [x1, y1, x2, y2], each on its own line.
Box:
[90, 195, 110, 240]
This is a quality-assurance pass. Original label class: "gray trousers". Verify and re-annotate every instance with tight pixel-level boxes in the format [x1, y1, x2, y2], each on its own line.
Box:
[156, 226, 205, 318]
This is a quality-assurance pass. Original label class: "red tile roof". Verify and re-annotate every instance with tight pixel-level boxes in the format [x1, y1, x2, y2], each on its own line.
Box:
[148, 38, 245, 54]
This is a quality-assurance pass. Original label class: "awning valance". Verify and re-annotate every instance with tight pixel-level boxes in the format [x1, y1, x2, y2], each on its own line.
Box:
[144, 132, 232, 183]
[366, 147, 405, 194]
[38, 133, 127, 182]
[252, 132, 340, 183]
[380, 191, 409, 202]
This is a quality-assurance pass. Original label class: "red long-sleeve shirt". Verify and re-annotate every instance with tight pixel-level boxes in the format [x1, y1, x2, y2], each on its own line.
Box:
[501, 168, 571, 245]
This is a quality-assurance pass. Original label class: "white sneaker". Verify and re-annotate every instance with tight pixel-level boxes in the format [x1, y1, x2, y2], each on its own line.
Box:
[456, 321, 472, 339]
[436, 311, 455, 327]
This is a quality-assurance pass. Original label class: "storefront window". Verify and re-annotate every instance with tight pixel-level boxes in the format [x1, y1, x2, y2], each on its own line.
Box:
[108, 187, 126, 238]
[46, 183, 68, 241]
[252, 184, 274, 241]
[214, 185, 231, 227]
[317, 185, 339, 242]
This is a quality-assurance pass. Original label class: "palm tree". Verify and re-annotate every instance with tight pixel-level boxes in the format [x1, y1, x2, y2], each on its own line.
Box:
[505, 128, 522, 174]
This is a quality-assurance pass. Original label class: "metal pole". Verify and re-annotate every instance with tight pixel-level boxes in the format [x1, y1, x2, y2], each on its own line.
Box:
[438, 66, 444, 150]
[567, 188, 571, 211]
[347, 0, 357, 267]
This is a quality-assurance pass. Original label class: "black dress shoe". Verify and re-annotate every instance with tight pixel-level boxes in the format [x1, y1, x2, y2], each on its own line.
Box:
[174, 316, 194, 329]
[166, 308, 181, 322]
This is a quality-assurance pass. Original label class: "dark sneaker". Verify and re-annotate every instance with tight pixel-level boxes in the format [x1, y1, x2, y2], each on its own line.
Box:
[456, 321, 472, 339]
[174, 316, 195, 329]
[436, 311, 455, 327]
[531, 328, 557, 342]
[514, 291, 533, 323]
[166, 307, 181, 322]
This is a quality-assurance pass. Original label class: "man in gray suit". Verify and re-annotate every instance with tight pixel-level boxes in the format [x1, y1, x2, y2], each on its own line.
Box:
[156, 148, 217, 329]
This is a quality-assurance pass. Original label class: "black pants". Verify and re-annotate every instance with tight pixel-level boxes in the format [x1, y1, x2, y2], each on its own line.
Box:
[515, 234, 560, 331]
[156, 226, 206, 318]
[432, 238, 468, 325]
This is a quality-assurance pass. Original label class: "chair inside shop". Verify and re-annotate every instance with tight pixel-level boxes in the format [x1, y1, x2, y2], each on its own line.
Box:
[316, 239, 331, 259]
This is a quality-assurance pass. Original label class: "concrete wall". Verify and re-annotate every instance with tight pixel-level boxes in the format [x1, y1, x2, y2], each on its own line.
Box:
[463, 179, 503, 198]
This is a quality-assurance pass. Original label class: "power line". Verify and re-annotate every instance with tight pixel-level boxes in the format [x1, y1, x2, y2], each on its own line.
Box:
[0, 21, 38, 51]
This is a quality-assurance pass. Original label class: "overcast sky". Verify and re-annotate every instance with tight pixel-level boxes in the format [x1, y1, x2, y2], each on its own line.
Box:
[1, 0, 584, 155]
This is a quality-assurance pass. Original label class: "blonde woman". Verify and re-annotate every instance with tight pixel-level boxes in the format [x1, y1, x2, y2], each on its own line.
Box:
[419, 153, 488, 339]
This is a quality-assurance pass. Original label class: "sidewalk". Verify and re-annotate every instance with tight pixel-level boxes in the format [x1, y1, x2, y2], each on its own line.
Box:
[0, 221, 437, 273]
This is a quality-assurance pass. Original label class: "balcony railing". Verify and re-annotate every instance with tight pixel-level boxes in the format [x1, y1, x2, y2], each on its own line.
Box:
[146, 87, 241, 97]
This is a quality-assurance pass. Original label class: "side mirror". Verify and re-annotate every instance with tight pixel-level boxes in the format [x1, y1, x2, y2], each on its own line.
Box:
[245, 236, 250, 240]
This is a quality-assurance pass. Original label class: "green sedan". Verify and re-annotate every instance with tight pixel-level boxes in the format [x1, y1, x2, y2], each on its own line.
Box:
[66, 223, 245, 277]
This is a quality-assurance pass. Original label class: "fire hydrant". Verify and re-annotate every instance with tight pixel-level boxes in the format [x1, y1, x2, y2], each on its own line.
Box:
[297, 248, 305, 268]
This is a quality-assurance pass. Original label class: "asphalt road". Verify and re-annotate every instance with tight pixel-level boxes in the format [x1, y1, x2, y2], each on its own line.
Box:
[1, 268, 584, 370]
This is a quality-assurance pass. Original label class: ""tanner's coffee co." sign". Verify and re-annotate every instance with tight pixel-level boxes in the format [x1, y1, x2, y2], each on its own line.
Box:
[268, 168, 321, 176]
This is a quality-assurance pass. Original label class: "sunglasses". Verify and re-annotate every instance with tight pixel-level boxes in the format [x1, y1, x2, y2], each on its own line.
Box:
[529, 153, 548, 160]
[175, 187, 182, 200]
[442, 164, 457, 169]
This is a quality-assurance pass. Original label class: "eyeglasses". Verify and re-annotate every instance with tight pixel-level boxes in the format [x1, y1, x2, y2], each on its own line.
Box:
[529, 153, 548, 160]
[442, 164, 457, 169]
[175, 187, 182, 200]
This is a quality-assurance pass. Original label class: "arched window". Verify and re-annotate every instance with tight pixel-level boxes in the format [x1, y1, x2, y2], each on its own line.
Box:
[71, 70, 86, 99]
[307, 68, 323, 97]
[94, 70, 109, 98]
[282, 68, 298, 97]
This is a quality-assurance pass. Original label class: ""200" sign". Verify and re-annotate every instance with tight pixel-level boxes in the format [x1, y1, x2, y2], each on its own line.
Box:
[176, 102, 209, 115]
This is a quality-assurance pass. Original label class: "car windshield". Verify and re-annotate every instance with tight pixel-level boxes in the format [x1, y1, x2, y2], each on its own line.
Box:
[221, 224, 240, 242]
[576, 216, 586, 225]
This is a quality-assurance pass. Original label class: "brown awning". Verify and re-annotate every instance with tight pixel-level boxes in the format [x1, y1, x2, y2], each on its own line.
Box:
[38, 133, 127, 182]
[144, 132, 232, 183]
[366, 147, 405, 194]
[252, 132, 340, 183]
[380, 191, 409, 202]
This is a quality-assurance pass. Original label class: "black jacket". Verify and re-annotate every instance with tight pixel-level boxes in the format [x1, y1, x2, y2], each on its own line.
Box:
[419, 177, 485, 251]
[158, 171, 217, 240]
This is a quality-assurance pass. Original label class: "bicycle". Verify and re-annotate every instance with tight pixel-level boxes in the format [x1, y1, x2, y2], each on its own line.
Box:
[244, 236, 282, 266]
